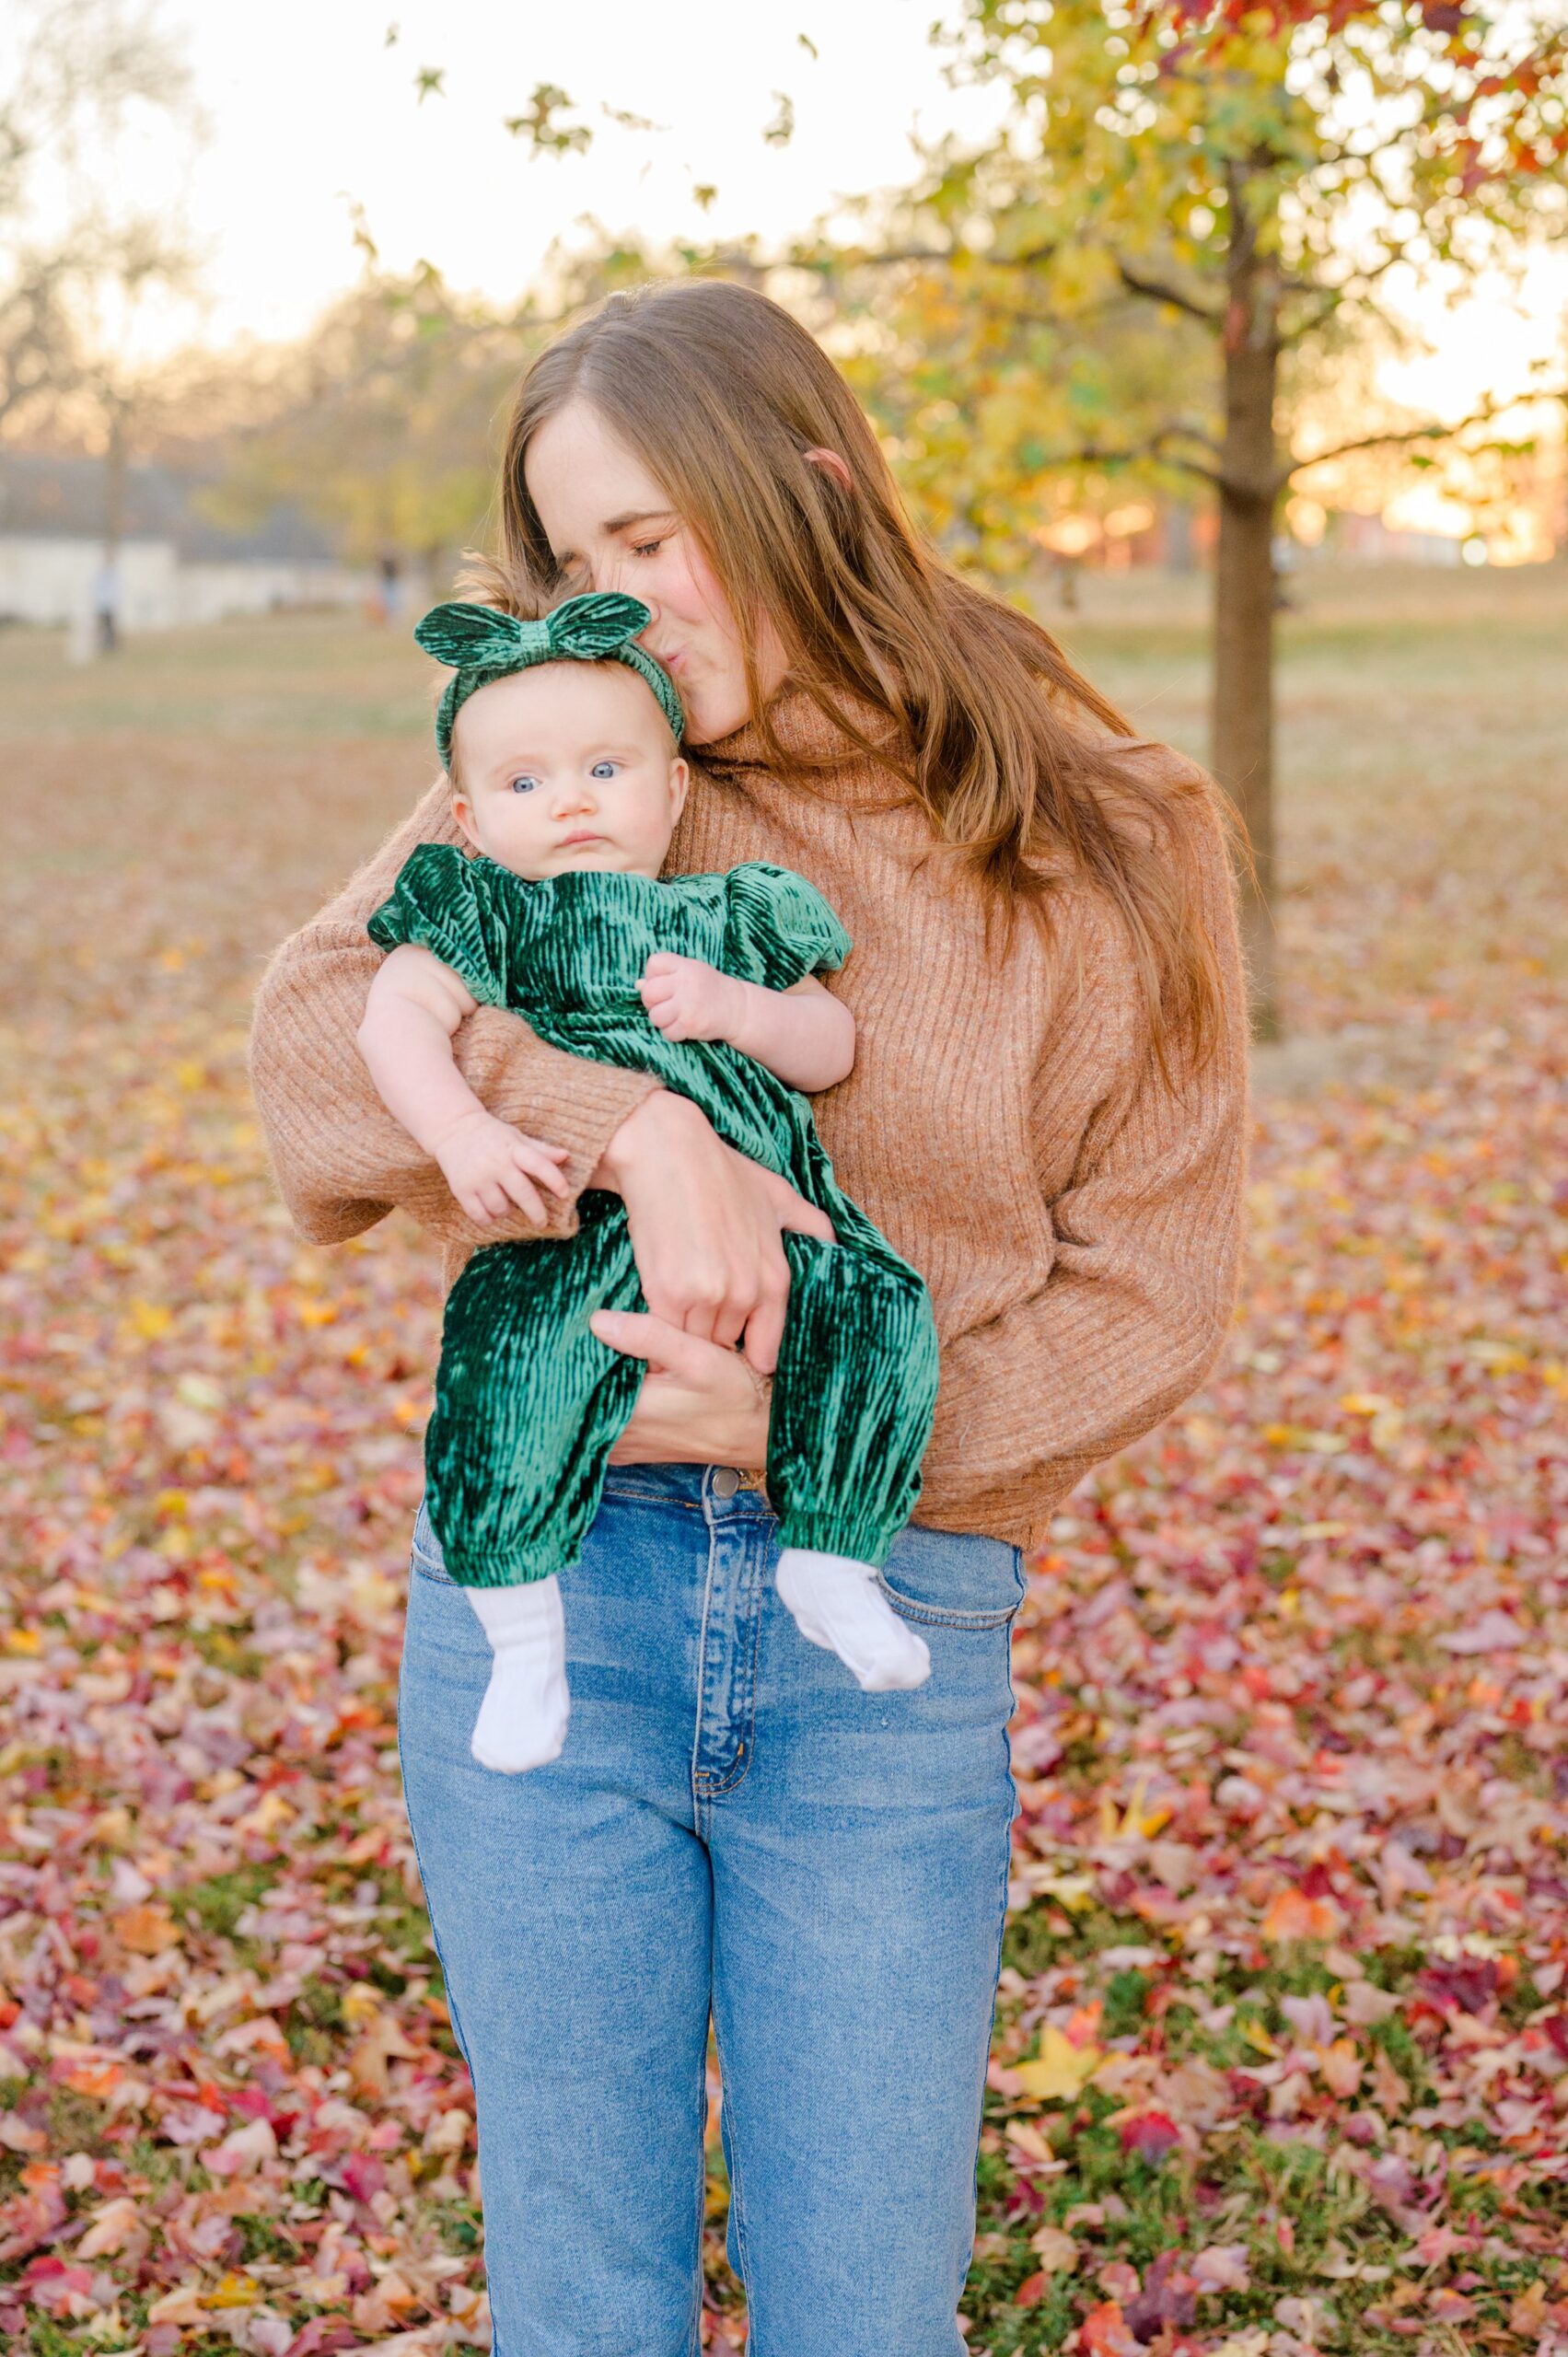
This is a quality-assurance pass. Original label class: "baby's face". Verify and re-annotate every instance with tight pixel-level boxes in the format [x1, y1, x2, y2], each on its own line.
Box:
[450, 661, 687, 881]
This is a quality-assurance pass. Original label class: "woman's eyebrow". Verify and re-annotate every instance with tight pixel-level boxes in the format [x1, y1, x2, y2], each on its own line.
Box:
[603, 508, 675, 536]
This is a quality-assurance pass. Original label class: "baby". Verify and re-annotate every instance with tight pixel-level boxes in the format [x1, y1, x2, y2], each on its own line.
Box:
[357, 590, 940, 1771]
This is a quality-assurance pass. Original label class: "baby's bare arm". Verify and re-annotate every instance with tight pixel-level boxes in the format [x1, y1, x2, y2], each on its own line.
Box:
[357, 946, 568, 1225]
[722, 976, 855, 1092]
[639, 956, 855, 1093]
[357, 945, 489, 1155]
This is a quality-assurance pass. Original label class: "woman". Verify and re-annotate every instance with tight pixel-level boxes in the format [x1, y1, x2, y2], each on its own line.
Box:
[250, 280, 1249, 2357]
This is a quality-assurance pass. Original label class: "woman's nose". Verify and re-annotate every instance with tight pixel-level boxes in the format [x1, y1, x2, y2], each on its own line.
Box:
[599, 558, 657, 630]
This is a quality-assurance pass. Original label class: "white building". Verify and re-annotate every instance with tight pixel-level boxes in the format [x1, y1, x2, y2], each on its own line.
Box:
[0, 451, 366, 628]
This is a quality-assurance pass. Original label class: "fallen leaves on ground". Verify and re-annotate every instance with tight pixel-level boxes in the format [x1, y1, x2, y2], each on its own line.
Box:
[2, 605, 1565, 2355]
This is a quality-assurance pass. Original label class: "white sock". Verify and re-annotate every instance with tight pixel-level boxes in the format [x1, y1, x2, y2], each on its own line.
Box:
[465, 1578, 570, 1772]
[774, 1548, 932, 1692]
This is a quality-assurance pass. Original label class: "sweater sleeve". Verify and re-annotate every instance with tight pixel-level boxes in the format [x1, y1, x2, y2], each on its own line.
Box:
[247, 778, 659, 1249]
[915, 783, 1250, 1527]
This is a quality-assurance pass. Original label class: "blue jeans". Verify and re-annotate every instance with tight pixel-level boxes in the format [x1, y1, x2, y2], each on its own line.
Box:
[397, 1463, 1024, 2357]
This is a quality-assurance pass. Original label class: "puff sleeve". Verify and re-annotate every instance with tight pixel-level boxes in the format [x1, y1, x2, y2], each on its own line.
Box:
[720, 861, 852, 992]
[366, 844, 522, 1010]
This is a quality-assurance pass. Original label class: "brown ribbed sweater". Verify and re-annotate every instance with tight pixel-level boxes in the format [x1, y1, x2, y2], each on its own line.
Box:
[247, 690, 1249, 1549]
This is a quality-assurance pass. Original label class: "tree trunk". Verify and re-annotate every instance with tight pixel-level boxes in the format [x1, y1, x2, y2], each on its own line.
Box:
[1212, 196, 1282, 1039]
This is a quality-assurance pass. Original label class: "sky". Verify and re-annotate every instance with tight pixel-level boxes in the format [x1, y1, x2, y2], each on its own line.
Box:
[24, 0, 1568, 427]
[108, 0, 1004, 356]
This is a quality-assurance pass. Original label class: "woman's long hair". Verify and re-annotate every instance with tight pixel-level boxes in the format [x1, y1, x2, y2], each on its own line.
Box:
[493, 278, 1245, 1080]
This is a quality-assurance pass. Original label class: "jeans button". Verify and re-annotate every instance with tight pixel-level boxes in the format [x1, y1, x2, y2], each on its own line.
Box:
[711, 1467, 740, 1500]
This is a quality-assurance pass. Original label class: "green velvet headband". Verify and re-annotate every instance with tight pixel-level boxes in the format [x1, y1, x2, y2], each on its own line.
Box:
[415, 593, 685, 769]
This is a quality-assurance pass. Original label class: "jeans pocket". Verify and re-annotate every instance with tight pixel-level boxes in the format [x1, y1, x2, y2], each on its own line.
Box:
[876, 1526, 1026, 1630]
[410, 1495, 456, 1585]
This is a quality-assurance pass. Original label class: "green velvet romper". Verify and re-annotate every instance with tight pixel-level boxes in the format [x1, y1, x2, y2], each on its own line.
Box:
[366, 846, 941, 1588]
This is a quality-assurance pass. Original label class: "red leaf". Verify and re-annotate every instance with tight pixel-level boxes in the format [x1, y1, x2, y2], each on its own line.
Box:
[1120, 2109, 1181, 2160]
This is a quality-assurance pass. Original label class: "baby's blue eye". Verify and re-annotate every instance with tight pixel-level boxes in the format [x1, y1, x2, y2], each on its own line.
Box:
[589, 760, 620, 780]
[509, 774, 538, 795]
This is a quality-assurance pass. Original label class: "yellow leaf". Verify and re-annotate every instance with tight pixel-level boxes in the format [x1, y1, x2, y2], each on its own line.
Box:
[1034, 1871, 1096, 1912]
[147, 2285, 208, 2325]
[236, 1789, 295, 1838]
[1466, 1339, 1527, 1374]
[1014, 2026, 1103, 2102]
[1030, 2224, 1079, 2274]
[205, 2270, 260, 2309]
[129, 1300, 174, 1340]
[1004, 2118, 1056, 2165]
[6, 1628, 42, 1655]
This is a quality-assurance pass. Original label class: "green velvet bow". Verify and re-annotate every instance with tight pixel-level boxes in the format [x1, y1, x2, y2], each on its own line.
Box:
[416, 592, 686, 767]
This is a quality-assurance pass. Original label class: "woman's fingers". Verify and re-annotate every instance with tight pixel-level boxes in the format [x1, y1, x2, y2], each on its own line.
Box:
[600, 1095, 815, 1369]
[739, 1249, 792, 1376]
[759, 1166, 836, 1246]
[589, 1307, 704, 1371]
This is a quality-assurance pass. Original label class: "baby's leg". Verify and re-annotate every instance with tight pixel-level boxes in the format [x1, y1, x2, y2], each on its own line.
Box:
[467, 1578, 570, 1774]
[424, 1212, 644, 1770]
[768, 1231, 941, 1692]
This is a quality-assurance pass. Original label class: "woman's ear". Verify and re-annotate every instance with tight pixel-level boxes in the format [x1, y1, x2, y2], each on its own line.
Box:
[805, 446, 853, 493]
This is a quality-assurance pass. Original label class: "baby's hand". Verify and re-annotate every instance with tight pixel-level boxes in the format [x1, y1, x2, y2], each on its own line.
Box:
[638, 952, 743, 1045]
[432, 1108, 570, 1226]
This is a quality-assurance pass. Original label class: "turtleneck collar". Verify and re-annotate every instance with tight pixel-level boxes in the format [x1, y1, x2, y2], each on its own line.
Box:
[699, 679, 910, 776]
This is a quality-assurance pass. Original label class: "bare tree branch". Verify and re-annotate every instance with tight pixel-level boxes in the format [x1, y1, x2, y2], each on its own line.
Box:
[798, 238, 1062, 276]
[1281, 244, 1411, 344]
[1037, 430, 1225, 488]
[1114, 259, 1222, 325]
[1280, 391, 1559, 487]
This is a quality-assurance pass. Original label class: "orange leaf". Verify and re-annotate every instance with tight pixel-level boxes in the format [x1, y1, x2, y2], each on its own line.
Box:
[1260, 1887, 1337, 1944]
[1080, 2301, 1141, 2357]
[112, 1903, 181, 1956]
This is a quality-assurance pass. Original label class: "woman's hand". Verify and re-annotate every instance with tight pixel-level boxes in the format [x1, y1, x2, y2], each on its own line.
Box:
[591, 1090, 833, 1375]
[592, 1312, 772, 1467]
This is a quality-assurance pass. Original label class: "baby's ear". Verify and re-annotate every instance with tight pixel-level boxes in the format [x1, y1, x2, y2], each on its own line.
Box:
[667, 755, 691, 826]
[449, 784, 482, 849]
